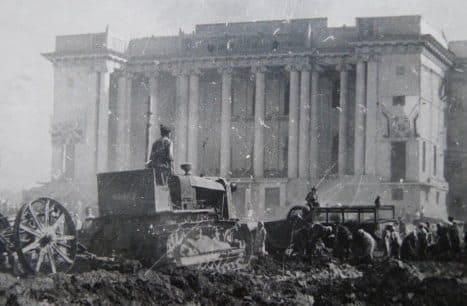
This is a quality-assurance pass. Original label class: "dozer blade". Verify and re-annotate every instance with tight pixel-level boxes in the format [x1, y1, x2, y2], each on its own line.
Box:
[175, 247, 244, 267]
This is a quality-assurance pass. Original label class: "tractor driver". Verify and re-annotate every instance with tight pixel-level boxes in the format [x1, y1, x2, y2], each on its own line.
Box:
[147, 124, 174, 185]
[305, 186, 319, 211]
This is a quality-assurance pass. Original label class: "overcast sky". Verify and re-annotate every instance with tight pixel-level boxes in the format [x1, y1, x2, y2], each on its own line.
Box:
[0, 0, 466, 192]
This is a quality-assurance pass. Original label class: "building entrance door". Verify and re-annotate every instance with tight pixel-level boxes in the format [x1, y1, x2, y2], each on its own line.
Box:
[391, 141, 406, 182]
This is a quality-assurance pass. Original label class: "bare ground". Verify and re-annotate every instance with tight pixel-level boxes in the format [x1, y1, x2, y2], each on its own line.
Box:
[1, 256, 467, 305]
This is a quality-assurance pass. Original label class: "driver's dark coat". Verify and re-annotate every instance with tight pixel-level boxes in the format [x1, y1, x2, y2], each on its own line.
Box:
[148, 136, 174, 171]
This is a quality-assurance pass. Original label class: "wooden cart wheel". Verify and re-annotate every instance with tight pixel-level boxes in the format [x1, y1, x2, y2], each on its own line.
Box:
[14, 198, 77, 274]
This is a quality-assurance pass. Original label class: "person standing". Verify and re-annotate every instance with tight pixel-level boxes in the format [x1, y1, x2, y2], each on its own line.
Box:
[147, 125, 174, 185]
[305, 186, 319, 210]
[253, 221, 268, 257]
[417, 224, 429, 260]
[401, 230, 418, 260]
[436, 223, 452, 258]
[84, 206, 95, 219]
[334, 224, 353, 260]
[448, 216, 461, 254]
[382, 225, 392, 258]
[305, 186, 320, 221]
[374, 195, 381, 209]
[389, 225, 402, 259]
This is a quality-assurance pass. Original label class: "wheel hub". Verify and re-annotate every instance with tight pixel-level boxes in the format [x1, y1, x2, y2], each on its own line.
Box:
[39, 234, 53, 247]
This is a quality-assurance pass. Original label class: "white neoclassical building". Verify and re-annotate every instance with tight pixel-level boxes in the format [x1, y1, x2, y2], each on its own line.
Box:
[44, 16, 461, 220]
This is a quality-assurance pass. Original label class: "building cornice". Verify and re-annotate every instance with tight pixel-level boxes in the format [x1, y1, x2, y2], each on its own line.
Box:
[350, 35, 454, 66]
[126, 50, 355, 74]
[41, 51, 127, 65]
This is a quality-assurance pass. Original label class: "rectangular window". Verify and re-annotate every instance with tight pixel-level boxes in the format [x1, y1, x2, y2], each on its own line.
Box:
[264, 72, 288, 178]
[198, 78, 222, 176]
[433, 146, 437, 176]
[283, 79, 290, 115]
[391, 141, 406, 182]
[230, 73, 255, 178]
[231, 187, 246, 218]
[396, 66, 405, 76]
[393, 95, 406, 106]
[332, 135, 339, 174]
[413, 114, 419, 137]
[422, 141, 426, 172]
[332, 79, 340, 108]
[265, 187, 281, 216]
[232, 73, 255, 117]
[391, 188, 404, 201]
[436, 192, 440, 205]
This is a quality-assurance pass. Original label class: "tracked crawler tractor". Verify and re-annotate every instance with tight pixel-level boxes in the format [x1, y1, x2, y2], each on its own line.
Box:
[3, 166, 250, 274]
[80, 166, 249, 268]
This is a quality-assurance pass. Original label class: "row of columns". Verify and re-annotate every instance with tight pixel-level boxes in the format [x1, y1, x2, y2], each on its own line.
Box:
[144, 64, 347, 178]
[353, 59, 378, 176]
[114, 58, 376, 179]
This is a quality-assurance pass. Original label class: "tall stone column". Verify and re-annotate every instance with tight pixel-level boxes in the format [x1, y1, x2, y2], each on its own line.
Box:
[253, 66, 267, 177]
[174, 71, 189, 172]
[337, 63, 349, 176]
[365, 58, 378, 175]
[124, 72, 133, 169]
[187, 70, 200, 172]
[298, 65, 311, 178]
[147, 72, 160, 158]
[96, 69, 111, 173]
[309, 66, 321, 179]
[354, 61, 366, 175]
[219, 66, 233, 177]
[115, 72, 132, 171]
[286, 64, 300, 178]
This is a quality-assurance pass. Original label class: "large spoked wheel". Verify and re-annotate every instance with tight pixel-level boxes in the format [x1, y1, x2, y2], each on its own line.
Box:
[14, 198, 77, 274]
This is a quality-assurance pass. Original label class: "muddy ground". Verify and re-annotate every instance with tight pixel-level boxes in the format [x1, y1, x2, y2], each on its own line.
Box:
[1, 256, 467, 305]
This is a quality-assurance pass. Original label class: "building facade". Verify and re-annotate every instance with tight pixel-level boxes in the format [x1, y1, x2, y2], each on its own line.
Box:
[44, 16, 456, 220]
[446, 41, 467, 220]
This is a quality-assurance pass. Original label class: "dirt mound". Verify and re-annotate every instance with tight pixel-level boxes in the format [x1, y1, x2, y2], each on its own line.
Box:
[352, 259, 467, 306]
[1, 258, 466, 305]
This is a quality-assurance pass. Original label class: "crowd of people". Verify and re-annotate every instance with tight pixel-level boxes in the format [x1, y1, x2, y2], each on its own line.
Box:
[283, 188, 467, 263]
[391, 217, 464, 261]
[290, 215, 465, 263]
